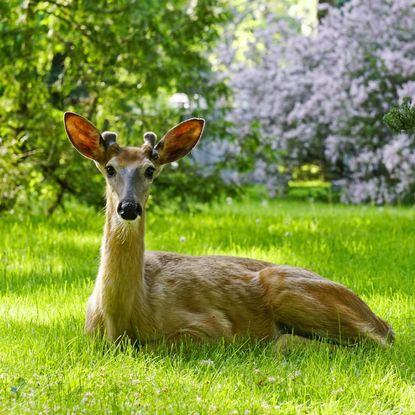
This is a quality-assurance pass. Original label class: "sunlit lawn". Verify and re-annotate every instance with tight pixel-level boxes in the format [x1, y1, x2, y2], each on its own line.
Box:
[0, 199, 414, 414]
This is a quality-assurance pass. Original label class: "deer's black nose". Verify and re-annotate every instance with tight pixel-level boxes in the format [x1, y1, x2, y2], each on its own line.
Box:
[117, 201, 142, 220]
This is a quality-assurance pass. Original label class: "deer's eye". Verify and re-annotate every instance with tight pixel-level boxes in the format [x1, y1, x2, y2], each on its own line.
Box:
[105, 165, 116, 177]
[145, 166, 155, 179]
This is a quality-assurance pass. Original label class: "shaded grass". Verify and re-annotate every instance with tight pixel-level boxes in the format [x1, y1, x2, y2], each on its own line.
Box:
[0, 199, 414, 414]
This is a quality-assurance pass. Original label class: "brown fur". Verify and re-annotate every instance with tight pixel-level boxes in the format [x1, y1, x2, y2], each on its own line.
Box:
[64, 112, 394, 347]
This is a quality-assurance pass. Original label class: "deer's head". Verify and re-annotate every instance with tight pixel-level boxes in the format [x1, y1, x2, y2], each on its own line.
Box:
[64, 112, 204, 221]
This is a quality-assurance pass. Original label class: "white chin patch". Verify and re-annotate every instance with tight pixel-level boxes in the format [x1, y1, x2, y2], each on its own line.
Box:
[114, 215, 140, 241]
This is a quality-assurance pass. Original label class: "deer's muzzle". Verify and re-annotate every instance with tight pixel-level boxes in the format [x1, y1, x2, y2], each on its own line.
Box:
[117, 200, 142, 221]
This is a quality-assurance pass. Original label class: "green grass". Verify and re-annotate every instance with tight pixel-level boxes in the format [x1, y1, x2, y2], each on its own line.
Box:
[0, 199, 414, 414]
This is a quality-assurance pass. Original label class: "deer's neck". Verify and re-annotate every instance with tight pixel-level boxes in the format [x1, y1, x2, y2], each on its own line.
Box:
[97, 190, 149, 337]
[101, 203, 145, 287]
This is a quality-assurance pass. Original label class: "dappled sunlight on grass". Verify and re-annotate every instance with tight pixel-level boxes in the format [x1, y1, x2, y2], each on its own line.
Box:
[0, 199, 414, 413]
[0, 286, 87, 325]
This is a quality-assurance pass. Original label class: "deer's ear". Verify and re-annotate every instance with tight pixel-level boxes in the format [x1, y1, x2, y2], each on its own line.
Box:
[155, 118, 205, 165]
[64, 112, 106, 162]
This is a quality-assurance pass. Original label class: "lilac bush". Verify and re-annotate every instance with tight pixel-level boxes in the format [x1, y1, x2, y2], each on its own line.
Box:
[224, 0, 415, 203]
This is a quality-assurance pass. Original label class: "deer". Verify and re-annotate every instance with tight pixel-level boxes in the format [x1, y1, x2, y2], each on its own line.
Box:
[64, 112, 394, 348]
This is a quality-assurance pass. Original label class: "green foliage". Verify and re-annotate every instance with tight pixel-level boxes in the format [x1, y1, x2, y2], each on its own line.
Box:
[152, 160, 239, 213]
[383, 97, 415, 134]
[0, 200, 414, 413]
[0, 0, 230, 213]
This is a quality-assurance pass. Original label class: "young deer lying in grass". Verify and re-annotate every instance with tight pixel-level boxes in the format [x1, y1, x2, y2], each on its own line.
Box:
[64, 112, 394, 347]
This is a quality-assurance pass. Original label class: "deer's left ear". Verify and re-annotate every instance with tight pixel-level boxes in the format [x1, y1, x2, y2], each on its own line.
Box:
[155, 118, 205, 165]
[64, 112, 107, 162]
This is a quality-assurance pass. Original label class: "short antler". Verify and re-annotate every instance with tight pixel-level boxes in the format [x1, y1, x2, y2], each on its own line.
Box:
[102, 131, 118, 149]
[144, 132, 159, 160]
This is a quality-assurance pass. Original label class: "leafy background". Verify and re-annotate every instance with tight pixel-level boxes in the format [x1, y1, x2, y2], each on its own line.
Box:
[0, 0, 231, 213]
[1, 0, 415, 214]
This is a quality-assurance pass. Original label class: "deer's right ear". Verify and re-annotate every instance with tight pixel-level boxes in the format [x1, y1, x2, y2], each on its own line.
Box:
[64, 112, 106, 162]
